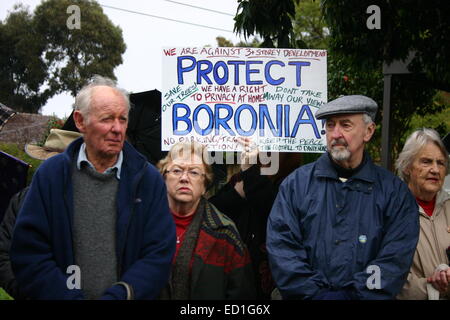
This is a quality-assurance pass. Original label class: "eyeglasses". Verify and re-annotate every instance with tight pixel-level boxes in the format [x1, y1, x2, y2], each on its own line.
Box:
[165, 168, 205, 180]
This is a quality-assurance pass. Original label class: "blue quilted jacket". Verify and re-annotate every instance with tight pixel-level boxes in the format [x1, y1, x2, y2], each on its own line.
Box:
[11, 138, 175, 299]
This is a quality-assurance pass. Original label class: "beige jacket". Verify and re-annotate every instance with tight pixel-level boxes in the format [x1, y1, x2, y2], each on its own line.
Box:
[397, 190, 450, 300]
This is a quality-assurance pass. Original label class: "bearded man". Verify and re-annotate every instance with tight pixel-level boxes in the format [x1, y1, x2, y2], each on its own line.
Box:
[266, 95, 419, 300]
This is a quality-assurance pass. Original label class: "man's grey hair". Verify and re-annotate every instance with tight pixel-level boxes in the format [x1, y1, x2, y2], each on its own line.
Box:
[73, 75, 130, 122]
[395, 128, 449, 183]
[362, 113, 374, 125]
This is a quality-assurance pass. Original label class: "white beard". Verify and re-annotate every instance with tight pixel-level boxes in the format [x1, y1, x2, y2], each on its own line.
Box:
[328, 138, 351, 162]
[329, 147, 351, 162]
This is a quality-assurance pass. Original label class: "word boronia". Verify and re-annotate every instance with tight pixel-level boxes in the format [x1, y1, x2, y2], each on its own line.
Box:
[172, 103, 322, 138]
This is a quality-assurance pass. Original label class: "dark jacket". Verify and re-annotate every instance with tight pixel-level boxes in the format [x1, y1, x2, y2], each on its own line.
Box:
[164, 200, 255, 299]
[0, 187, 28, 299]
[209, 164, 277, 299]
[267, 153, 420, 300]
[10, 138, 176, 300]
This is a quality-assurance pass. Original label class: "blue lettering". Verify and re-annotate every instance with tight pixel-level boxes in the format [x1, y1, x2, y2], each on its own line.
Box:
[173, 103, 192, 135]
[227, 60, 245, 85]
[259, 104, 282, 137]
[291, 104, 320, 138]
[176, 58, 310, 86]
[177, 56, 196, 84]
[265, 60, 285, 85]
[213, 61, 229, 85]
[172, 103, 321, 138]
[284, 104, 290, 137]
[214, 104, 235, 136]
[197, 60, 213, 84]
[193, 104, 213, 135]
[235, 104, 257, 136]
[288, 61, 311, 87]
[246, 61, 263, 85]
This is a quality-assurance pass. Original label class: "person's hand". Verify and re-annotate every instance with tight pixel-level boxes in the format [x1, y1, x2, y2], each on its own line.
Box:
[237, 137, 259, 171]
[234, 180, 246, 199]
[427, 266, 450, 293]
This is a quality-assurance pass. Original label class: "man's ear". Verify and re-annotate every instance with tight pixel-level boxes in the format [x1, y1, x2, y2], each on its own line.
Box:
[363, 122, 376, 143]
[73, 110, 86, 133]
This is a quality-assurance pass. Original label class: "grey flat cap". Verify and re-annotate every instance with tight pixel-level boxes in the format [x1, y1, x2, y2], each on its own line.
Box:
[315, 95, 378, 120]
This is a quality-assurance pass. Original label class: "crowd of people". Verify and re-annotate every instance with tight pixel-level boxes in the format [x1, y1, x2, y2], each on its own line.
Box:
[0, 75, 448, 300]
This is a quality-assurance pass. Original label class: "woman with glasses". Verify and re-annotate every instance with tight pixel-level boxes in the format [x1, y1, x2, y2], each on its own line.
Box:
[157, 141, 255, 299]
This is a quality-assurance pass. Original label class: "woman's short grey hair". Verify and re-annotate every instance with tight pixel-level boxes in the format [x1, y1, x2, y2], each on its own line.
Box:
[157, 141, 214, 189]
[396, 128, 449, 183]
[73, 75, 130, 122]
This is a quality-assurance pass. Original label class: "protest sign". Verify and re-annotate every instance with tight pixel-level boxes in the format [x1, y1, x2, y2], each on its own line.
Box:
[162, 47, 327, 152]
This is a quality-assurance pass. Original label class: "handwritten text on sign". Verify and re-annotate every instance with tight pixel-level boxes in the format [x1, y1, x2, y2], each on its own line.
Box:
[161, 47, 327, 152]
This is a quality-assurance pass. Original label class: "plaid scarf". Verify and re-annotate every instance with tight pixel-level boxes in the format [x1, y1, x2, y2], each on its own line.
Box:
[170, 198, 205, 300]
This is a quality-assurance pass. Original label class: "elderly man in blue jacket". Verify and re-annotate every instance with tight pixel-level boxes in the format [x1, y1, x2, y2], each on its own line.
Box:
[10, 75, 176, 300]
[267, 95, 419, 300]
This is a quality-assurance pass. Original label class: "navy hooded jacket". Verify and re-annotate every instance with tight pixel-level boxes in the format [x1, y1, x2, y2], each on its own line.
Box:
[267, 153, 419, 299]
[10, 138, 175, 299]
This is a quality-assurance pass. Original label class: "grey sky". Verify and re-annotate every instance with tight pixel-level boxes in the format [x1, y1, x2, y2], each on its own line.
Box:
[0, 0, 247, 118]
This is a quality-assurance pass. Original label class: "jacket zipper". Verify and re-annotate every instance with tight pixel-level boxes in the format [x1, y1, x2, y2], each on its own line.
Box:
[65, 162, 76, 265]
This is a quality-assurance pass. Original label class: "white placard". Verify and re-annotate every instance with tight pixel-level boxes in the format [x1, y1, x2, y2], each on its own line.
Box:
[162, 47, 327, 152]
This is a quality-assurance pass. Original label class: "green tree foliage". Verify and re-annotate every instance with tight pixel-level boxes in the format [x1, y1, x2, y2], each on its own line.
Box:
[0, 5, 48, 113]
[407, 91, 450, 138]
[322, 0, 449, 163]
[323, 0, 450, 92]
[234, 0, 298, 48]
[0, 0, 126, 113]
[234, 0, 327, 49]
[292, 0, 328, 49]
[233, 0, 449, 166]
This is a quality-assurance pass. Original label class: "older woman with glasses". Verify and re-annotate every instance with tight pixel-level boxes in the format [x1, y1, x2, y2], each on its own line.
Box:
[396, 128, 450, 300]
[157, 141, 255, 300]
